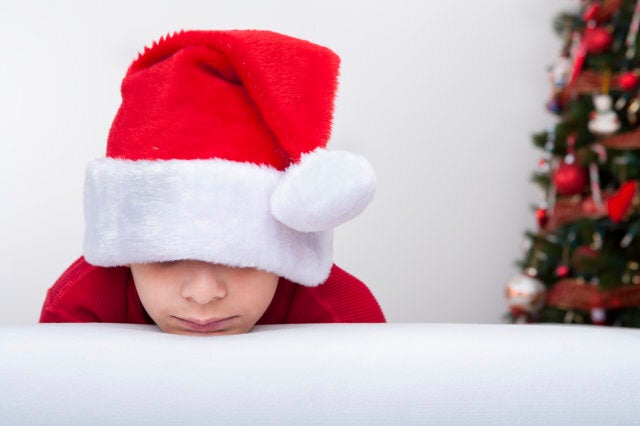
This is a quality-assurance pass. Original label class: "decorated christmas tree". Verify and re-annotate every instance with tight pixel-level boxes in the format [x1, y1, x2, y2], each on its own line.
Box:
[506, 0, 640, 326]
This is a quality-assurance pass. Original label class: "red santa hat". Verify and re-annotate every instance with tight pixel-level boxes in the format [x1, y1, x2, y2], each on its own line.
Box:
[83, 30, 376, 286]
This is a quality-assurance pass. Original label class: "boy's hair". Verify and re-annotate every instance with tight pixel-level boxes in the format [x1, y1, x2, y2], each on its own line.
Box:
[83, 30, 376, 286]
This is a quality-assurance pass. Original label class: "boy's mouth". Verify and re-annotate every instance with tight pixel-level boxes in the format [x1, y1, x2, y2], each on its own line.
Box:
[174, 316, 236, 333]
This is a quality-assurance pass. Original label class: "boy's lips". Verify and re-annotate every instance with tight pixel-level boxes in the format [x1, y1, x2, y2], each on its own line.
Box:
[174, 316, 236, 333]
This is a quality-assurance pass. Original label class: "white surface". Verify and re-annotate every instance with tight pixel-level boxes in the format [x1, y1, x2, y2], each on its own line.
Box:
[0, 0, 576, 324]
[2, 323, 639, 425]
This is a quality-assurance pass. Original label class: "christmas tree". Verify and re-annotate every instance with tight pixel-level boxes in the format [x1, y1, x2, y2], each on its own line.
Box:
[506, 0, 640, 326]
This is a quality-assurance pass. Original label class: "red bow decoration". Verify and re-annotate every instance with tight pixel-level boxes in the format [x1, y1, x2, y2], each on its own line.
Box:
[607, 181, 638, 223]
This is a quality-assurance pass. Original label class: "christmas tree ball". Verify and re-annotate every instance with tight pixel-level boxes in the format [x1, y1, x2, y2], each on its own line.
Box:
[583, 27, 613, 54]
[619, 72, 639, 91]
[535, 207, 549, 227]
[553, 162, 588, 195]
[555, 264, 570, 278]
[505, 273, 546, 315]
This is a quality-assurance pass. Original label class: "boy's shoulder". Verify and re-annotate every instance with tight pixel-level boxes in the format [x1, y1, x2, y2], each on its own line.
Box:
[39, 257, 147, 324]
[280, 265, 386, 324]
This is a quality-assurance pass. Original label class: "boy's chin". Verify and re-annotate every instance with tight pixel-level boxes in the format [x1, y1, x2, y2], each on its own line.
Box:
[159, 325, 253, 336]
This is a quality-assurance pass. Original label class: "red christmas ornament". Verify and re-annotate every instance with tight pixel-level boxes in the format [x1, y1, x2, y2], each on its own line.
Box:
[536, 207, 549, 228]
[553, 162, 589, 195]
[583, 4, 601, 22]
[607, 180, 638, 223]
[583, 27, 613, 54]
[555, 265, 570, 278]
[619, 72, 639, 91]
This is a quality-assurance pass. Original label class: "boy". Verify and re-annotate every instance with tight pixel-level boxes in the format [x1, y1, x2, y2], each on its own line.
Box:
[40, 29, 385, 335]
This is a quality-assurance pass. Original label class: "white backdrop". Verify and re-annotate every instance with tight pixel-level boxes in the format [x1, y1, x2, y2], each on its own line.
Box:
[0, 0, 575, 325]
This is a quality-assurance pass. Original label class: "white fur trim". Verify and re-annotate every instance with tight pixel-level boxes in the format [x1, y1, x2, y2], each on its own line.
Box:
[83, 158, 333, 286]
[270, 149, 376, 232]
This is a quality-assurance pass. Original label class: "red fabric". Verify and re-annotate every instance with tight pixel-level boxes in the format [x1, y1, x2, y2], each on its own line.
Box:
[108, 30, 339, 168]
[39, 257, 385, 325]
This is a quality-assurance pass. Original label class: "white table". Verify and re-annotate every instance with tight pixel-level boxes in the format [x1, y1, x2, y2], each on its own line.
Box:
[2, 323, 639, 425]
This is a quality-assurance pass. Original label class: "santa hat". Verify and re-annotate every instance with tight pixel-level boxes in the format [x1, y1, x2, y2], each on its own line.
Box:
[83, 30, 376, 286]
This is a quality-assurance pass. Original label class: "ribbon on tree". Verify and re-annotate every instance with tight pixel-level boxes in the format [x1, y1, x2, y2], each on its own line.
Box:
[560, 70, 625, 104]
[601, 127, 640, 150]
[547, 278, 640, 311]
[543, 193, 611, 232]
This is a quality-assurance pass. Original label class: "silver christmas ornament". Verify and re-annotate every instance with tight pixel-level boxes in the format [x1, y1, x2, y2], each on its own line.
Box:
[505, 273, 546, 315]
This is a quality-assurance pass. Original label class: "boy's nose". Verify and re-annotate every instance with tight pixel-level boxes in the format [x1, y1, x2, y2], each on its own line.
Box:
[180, 264, 228, 305]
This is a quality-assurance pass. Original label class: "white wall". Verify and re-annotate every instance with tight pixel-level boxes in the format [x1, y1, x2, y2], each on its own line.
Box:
[0, 0, 575, 325]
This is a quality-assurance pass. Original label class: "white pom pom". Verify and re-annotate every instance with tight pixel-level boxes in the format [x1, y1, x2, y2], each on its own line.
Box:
[270, 149, 376, 232]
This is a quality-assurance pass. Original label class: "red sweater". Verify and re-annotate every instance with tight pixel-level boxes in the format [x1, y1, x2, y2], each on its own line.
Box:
[40, 257, 385, 325]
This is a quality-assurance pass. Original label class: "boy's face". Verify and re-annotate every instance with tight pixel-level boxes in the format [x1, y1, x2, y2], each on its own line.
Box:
[130, 260, 278, 336]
